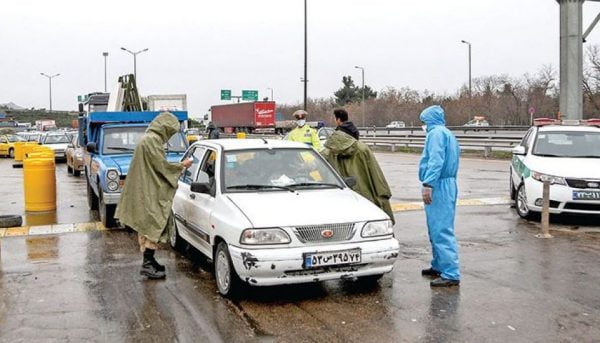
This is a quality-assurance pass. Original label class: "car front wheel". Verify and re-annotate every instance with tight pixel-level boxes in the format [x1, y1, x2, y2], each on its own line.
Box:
[516, 183, 534, 219]
[98, 192, 118, 228]
[214, 242, 243, 298]
[170, 216, 187, 252]
[9, 148, 14, 159]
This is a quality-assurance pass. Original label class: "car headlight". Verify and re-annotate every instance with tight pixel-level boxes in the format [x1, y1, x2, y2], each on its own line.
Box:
[531, 171, 566, 186]
[361, 220, 394, 238]
[106, 170, 119, 181]
[107, 181, 119, 192]
[240, 228, 291, 245]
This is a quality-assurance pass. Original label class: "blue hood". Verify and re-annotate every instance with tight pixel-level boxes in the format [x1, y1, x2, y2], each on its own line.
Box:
[419, 105, 446, 131]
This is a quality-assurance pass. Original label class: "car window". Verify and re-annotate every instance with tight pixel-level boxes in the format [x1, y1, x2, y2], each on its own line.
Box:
[197, 149, 217, 184]
[0, 137, 7, 144]
[520, 128, 534, 151]
[181, 147, 206, 184]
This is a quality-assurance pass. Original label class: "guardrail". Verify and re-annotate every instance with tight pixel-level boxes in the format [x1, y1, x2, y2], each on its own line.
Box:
[360, 125, 530, 135]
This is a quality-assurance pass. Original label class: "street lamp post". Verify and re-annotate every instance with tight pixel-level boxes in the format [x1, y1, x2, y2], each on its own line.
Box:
[120, 47, 149, 81]
[40, 73, 60, 112]
[102, 52, 109, 92]
[303, 0, 308, 110]
[267, 87, 274, 101]
[460, 40, 472, 97]
[355, 66, 365, 127]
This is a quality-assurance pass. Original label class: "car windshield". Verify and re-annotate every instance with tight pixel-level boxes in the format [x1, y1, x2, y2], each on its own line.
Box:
[102, 126, 187, 155]
[7, 135, 26, 142]
[42, 135, 70, 144]
[533, 130, 600, 158]
[223, 148, 344, 192]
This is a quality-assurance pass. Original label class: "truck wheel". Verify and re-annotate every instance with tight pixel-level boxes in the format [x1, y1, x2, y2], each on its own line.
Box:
[214, 241, 244, 298]
[8, 148, 14, 159]
[87, 180, 99, 210]
[99, 194, 118, 228]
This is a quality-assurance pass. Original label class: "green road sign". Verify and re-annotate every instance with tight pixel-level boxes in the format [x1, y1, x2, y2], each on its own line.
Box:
[220, 89, 231, 100]
[242, 90, 258, 101]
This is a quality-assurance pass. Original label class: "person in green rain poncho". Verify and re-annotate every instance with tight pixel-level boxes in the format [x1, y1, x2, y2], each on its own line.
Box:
[115, 112, 192, 279]
[322, 109, 395, 225]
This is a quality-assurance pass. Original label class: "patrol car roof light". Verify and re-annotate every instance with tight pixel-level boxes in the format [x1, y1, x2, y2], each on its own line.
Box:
[533, 118, 561, 126]
[583, 118, 600, 127]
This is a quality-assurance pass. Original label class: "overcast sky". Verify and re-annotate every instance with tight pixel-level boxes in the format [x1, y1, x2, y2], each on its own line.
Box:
[2, 0, 600, 117]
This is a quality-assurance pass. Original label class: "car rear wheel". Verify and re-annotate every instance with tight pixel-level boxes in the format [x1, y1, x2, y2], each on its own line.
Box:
[516, 183, 534, 219]
[214, 242, 243, 298]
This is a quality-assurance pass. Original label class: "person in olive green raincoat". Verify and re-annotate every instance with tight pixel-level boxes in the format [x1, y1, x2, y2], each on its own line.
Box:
[322, 113, 395, 224]
[115, 112, 192, 279]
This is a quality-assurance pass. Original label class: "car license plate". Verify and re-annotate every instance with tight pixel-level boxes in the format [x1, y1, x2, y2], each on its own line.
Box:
[303, 249, 361, 269]
[573, 191, 600, 200]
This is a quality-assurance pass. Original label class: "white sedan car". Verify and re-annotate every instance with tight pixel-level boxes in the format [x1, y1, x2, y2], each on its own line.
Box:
[39, 132, 71, 160]
[171, 139, 399, 297]
[510, 119, 600, 218]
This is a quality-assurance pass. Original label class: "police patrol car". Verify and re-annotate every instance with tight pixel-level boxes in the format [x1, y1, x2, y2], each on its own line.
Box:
[510, 118, 600, 219]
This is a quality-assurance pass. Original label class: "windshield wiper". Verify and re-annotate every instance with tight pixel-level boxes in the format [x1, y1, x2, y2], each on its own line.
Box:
[572, 155, 600, 158]
[106, 146, 134, 152]
[289, 182, 343, 189]
[227, 184, 295, 192]
[534, 153, 566, 157]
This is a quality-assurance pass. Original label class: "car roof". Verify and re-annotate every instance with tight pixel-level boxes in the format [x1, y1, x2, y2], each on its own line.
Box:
[194, 138, 309, 151]
[537, 125, 600, 132]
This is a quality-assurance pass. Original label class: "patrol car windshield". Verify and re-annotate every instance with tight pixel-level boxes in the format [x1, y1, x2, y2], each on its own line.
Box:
[533, 131, 600, 158]
[102, 126, 187, 155]
[41, 134, 70, 144]
[223, 148, 344, 192]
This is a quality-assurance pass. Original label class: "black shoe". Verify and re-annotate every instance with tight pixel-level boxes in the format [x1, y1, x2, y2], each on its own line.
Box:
[421, 268, 441, 277]
[150, 258, 165, 272]
[430, 277, 460, 287]
[140, 260, 166, 279]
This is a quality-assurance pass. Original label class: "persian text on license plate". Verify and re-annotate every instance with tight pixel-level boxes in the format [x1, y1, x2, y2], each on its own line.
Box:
[573, 191, 600, 200]
[303, 249, 361, 269]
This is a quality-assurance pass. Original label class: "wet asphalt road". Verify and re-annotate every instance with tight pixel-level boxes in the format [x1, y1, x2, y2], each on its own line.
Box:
[1, 154, 600, 342]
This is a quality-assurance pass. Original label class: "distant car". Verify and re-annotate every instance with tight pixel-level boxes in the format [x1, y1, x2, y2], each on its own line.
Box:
[0, 134, 26, 158]
[17, 132, 42, 142]
[386, 121, 406, 129]
[65, 133, 84, 176]
[185, 128, 202, 143]
[39, 133, 71, 161]
[510, 118, 600, 219]
[171, 139, 400, 297]
[464, 117, 490, 127]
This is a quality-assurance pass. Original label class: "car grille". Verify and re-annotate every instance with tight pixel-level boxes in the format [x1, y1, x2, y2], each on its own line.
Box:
[566, 178, 600, 189]
[564, 203, 600, 211]
[293, 223, 356, 243]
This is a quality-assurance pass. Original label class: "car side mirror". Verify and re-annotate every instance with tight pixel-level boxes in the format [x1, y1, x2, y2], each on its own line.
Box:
[512, 146, 526, 155]
[86, 142, 97, 153]
[343, 176, 357, 188]
[191, 182, 214, 196]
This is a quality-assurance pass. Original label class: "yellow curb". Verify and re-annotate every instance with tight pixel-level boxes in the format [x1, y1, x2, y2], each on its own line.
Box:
[4, 226, 30, 237]
[96, 222, 108, 231]
[391, 203, 423, 212]
[0, 228, 6, 237]
[457, 199, 485, 206]
[74, 222, 99, 232]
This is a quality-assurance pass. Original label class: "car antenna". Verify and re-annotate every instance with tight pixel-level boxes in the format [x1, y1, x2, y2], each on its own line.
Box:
[261, 137, 268, 144]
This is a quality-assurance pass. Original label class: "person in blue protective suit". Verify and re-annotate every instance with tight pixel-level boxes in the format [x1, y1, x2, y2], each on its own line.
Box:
[418, 105, 461, 287]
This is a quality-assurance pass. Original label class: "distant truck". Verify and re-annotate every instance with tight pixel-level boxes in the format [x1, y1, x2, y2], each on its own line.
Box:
[146, 94, 187, 111]
[211, 101, 276, 133]
[35, 119, 57, 131]
[80, 111, 189, 228]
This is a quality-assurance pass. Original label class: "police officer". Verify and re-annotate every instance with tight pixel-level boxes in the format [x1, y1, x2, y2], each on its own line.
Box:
[287, 110, 320, 149]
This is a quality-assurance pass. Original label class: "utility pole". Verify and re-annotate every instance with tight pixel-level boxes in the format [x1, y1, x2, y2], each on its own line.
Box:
[303, 0, 308, 110]
[355, 66, 365, 127]
[120, 47, 149, 82]
[267, 87, 274, 101]
[40, 73, 60, 112]
[102, 52, 109, 92]
[461, 40, 472, 97]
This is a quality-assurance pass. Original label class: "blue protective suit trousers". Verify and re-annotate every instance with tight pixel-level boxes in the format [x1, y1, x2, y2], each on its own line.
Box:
[424, 177, 460, 281]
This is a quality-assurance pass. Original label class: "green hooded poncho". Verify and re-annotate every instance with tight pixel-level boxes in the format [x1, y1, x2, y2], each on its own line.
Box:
[115, 112, 184, 243]
[322, 130, 395, 224]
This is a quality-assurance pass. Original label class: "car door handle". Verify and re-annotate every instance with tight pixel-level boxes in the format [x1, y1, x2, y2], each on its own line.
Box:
[189, 193, 196, 200]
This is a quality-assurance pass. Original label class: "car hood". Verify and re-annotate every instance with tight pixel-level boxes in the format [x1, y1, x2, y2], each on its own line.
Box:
[527, 155, 600, 179]
[225, 188, 389, 228]
[44, 143, 69, 150]
[104, 152, 183, 175]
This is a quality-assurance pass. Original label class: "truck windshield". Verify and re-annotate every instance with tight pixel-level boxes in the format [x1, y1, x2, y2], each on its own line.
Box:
[533, 131, 600, 158]
[102, 126, 187, 155]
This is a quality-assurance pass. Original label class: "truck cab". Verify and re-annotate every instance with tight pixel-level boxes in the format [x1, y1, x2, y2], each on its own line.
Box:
[80, 111, 188, 227]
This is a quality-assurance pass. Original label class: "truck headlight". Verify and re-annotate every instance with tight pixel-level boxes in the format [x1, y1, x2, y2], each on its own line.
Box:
[240, 228, 291, 245]
[361, 220, 394, 238]
[531, 171, 566, 186]
[107, 181, 119, 192]
[106, 170, 119, 181]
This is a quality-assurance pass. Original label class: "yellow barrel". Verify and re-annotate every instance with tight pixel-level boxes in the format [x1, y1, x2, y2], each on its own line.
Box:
[22, 143, 40, 159]
[13, 142, 26, 161]
[29, 146, 55, 159]
[23, 155, 56, 212]
[236, 132, 247, 139]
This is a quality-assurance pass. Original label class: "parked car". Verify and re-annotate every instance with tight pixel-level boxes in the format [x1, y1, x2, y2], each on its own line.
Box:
[386, 121, 406, 129]
[65, 133, 84, 176]
[171, 139, 400, 297]
[464, 116, 490, 127]
[0, 134, 26, 158]
[39, 132, 71, 161]
[510, 118, 600, 218]
[17, 131, 42, 142]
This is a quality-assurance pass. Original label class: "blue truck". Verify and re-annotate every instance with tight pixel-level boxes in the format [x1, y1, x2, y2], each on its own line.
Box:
[79, 111, 189, 228]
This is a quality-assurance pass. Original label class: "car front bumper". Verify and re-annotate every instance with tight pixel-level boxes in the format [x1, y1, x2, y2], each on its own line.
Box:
[102, 192, 121, 205]
[524, 178, 600, 215]
[228, 238, 400, 286]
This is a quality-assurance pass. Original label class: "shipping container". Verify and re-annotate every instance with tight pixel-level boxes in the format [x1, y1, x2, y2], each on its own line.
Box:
[210, 102, 276, 132]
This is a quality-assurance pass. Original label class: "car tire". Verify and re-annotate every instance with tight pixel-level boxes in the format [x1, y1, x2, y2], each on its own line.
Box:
[509, 169, 516, 201]
[357, 274, 384, 284]
[170, 216, 187, 252]
[67, 164, 73, 174]
[516, 183, 534, 220]
[87, 180, 99, 211]
[99, 193, 118, 228]
[8, 148, 14, 159]
[0, 215, 23, 228]
[214, 241, 244, 298]
[73, 170, 81, 177]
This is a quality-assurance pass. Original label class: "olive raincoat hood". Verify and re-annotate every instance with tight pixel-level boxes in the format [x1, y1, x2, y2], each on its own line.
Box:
[323, 130, 395, 224]
[115, 112, 184, 243]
